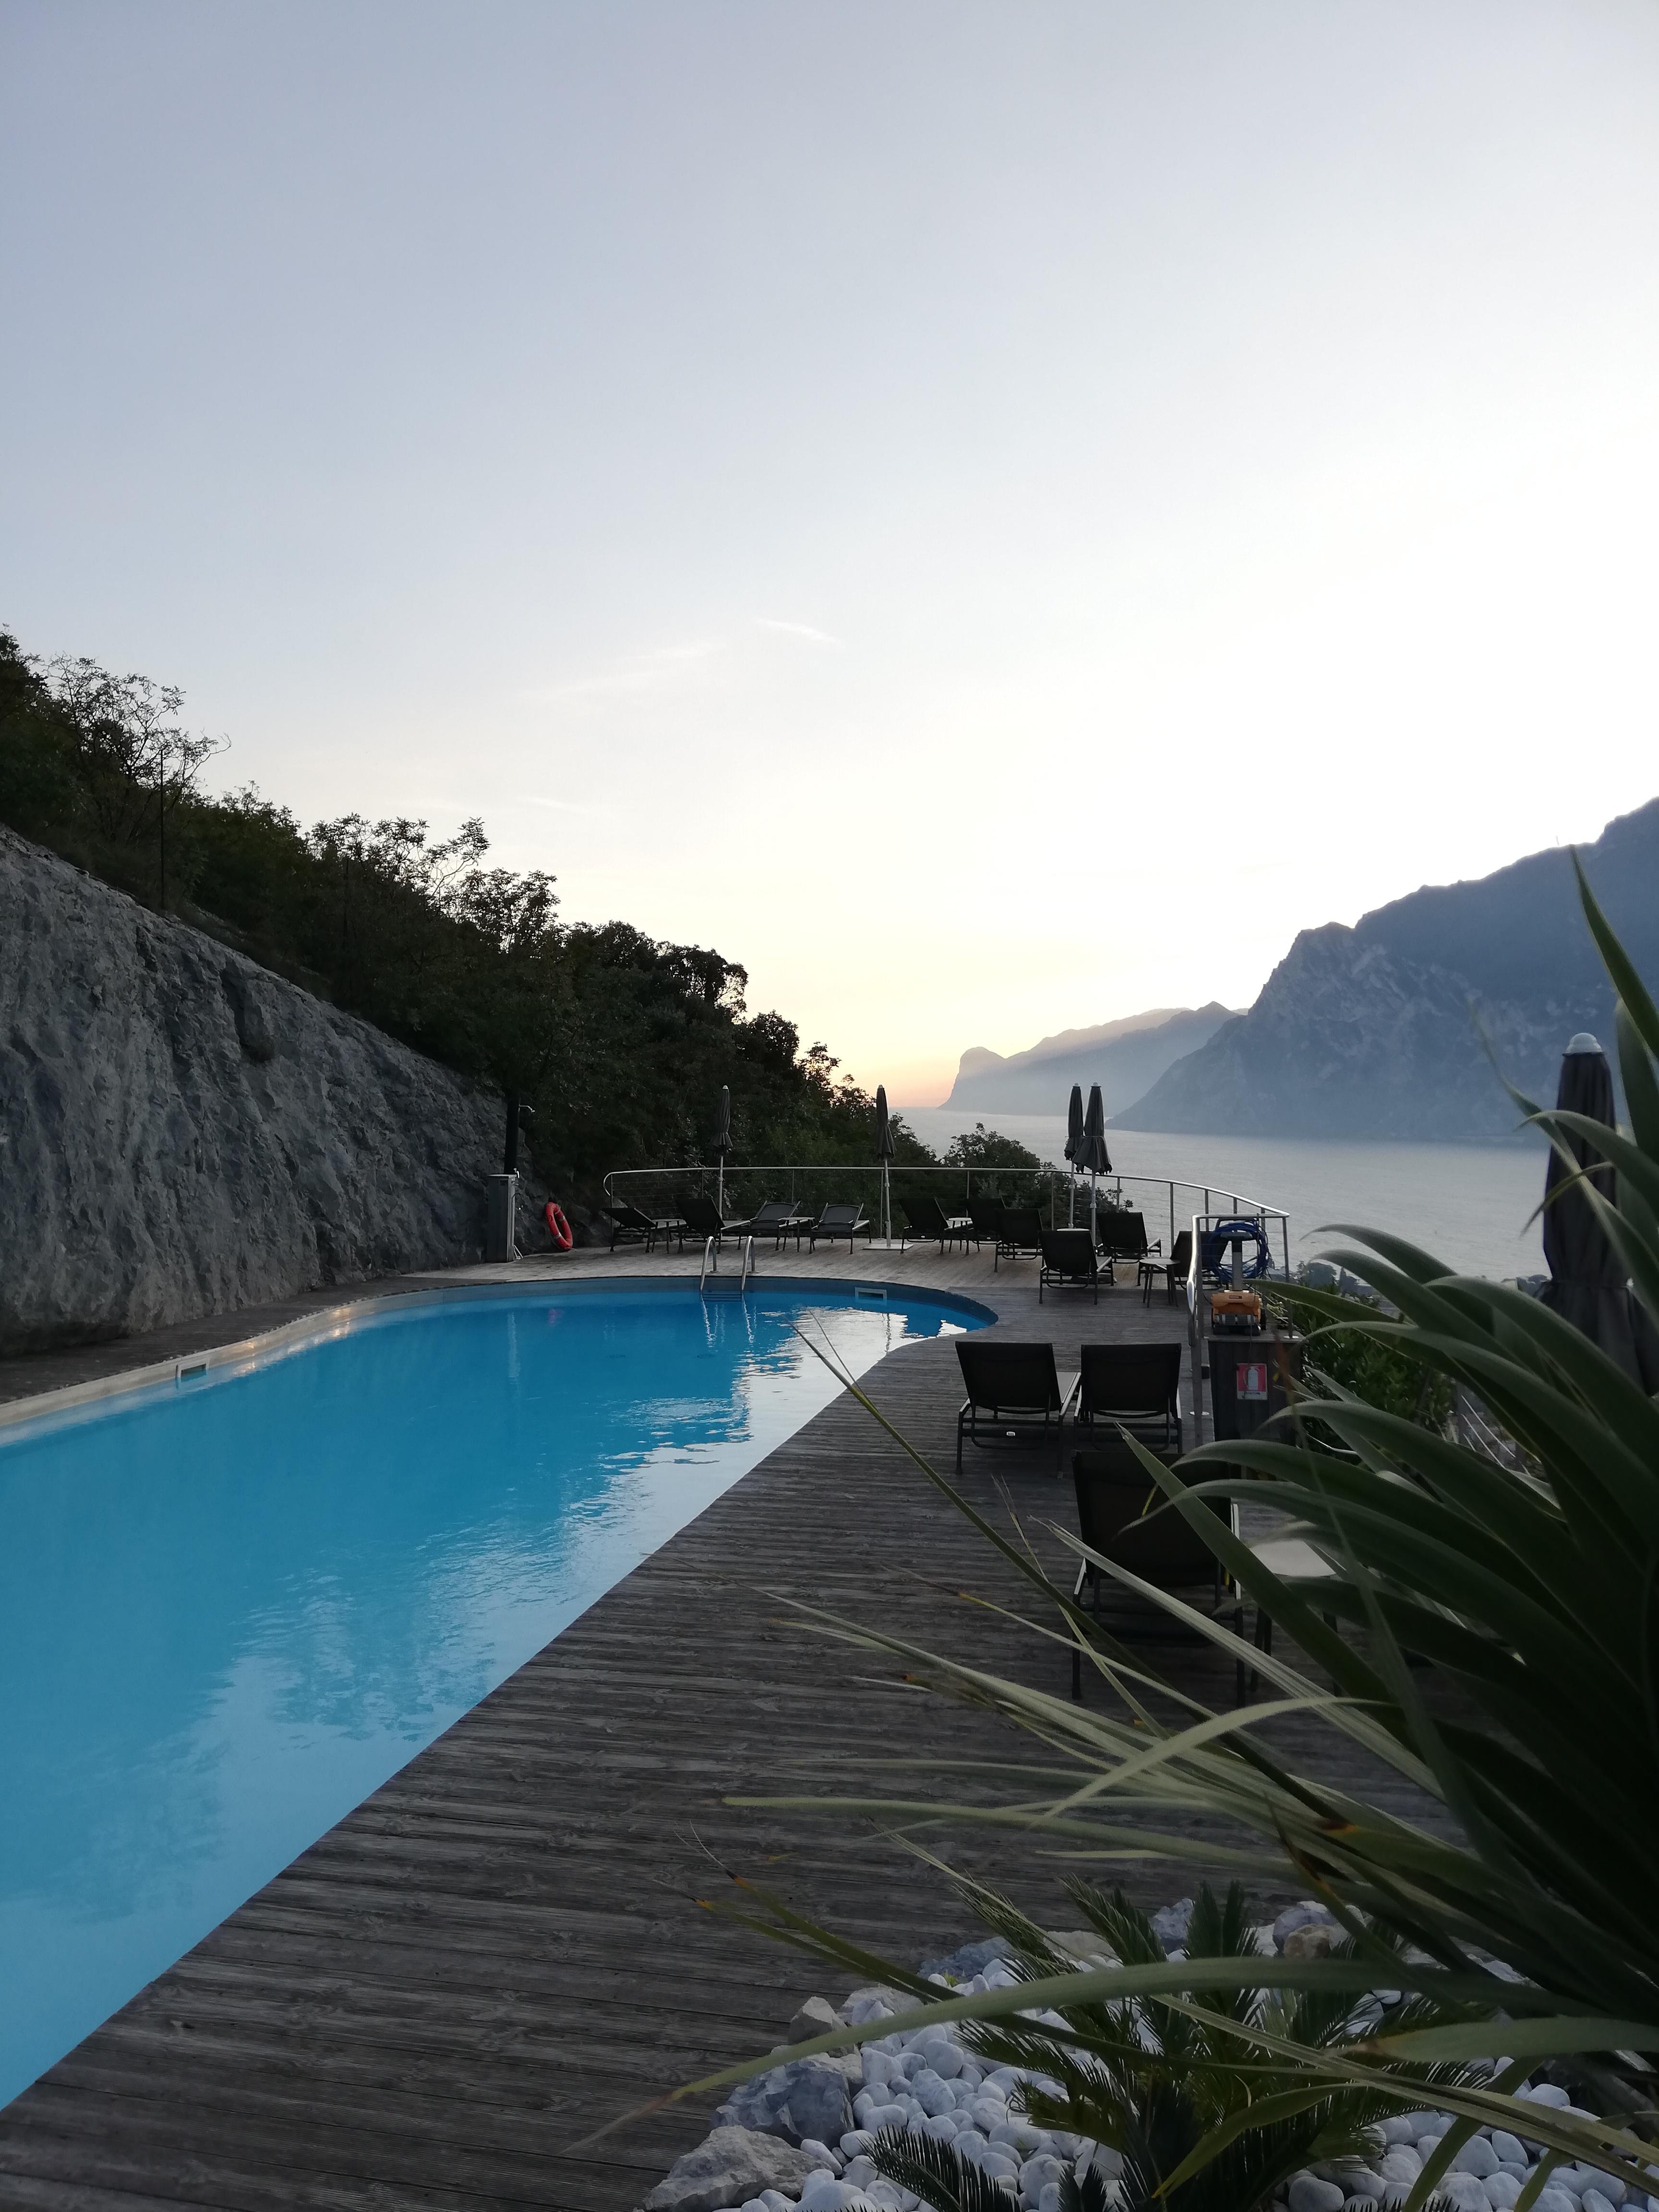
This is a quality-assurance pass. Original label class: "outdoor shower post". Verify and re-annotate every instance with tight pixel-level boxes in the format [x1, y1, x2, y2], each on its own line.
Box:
[486, 1174, 519, 1262]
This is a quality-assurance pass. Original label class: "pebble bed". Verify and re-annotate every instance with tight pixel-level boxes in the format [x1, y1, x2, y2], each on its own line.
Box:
[642, 1902, 1656, 2212]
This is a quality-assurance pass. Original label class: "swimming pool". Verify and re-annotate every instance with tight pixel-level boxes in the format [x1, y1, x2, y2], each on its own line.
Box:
[0, 1280, 987, 2108]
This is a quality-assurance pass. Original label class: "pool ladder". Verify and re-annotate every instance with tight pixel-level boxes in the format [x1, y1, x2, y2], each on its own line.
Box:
[698, 1234, 756, 1296]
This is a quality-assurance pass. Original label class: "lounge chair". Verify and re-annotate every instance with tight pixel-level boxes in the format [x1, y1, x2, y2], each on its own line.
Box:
[1070, 1442, 1245, 1703]
[1098, 1210, 1153, 1268]
[747, 1198, 811, 1248]
[955, 1338, 1079, 1474]
[969, 1197, 1004, 1246]
[808, 1202, 871, 1253]
[678, 1191, 751, 1247]
[902, 1194, 978, 1254]
[1076, 1342, 1184, 1451]
[994, 1206, 1043, 1271]
[1139, 1229, 1192, 1306]
[1038, 1228, 1105, 1303]
[603, 1200, 685, 1252]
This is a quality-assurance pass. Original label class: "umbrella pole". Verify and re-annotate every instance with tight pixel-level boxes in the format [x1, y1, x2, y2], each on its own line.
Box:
[717, 1160, 723, 1219]
[1091, 1169, 1098, 1245]
[882, 1161, 890, 1244]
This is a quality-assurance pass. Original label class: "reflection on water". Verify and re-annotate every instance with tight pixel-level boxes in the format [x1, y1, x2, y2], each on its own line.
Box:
[0, 1288, 976, 2107]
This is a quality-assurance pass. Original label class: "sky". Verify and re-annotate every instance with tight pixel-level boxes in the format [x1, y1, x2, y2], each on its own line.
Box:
[4, 2, 1659, 1106]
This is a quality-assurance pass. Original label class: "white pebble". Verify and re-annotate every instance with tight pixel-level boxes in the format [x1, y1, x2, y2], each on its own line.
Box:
[1288, 2179, 1346, 2212]
[1452, 2139, 1499, 2179]
[1486, 2178, 1522, 2211]
[1491, 2135, 1527, 2168]
[1529, 2087, 1572, 2111]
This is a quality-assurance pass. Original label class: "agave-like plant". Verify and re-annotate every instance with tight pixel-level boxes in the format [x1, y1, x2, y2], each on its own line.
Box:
[673, 865, 1659, 2212]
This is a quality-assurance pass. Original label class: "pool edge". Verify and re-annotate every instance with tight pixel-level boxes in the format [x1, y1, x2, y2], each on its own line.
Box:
[0, 1275, 1000, 1437]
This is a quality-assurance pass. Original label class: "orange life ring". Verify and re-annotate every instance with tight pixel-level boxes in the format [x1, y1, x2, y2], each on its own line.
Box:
[544, 1201, 574, 1251]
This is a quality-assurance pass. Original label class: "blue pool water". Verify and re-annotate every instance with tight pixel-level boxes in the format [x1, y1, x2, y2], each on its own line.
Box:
[0, 1282, 985, 2107]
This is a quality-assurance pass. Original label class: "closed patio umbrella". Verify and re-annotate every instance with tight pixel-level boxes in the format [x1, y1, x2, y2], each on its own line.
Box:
[1065, 1083, 1084, 1226]
[714, 1085, 733, 1218]
[1539, 1034, 1656, 1385]
[1076, 1084, 1111, 1244]
[875, 1084, 896, 1244]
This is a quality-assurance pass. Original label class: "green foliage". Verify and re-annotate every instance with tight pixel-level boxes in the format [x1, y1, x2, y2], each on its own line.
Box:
[1264, 1282, 1455, 1433]
[0, 628, 904, 1191]
[870, 1883, 1464, 2212]
[943, 1124, 1044, 1172]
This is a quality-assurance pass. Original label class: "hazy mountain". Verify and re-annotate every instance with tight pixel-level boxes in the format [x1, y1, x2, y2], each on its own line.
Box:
[944, 1003, 1239, 1115]
[1114, 799, 1659, 1143]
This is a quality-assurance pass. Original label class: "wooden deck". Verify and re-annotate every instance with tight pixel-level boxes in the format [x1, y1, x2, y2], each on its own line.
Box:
[0, 1247, 1433, 2210]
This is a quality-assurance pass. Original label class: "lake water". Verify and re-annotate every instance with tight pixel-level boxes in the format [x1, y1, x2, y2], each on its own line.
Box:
[897, 1111, 1547, 1282]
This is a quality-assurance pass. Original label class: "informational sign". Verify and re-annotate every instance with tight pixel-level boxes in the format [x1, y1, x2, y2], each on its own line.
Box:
[1236, 1361, 1269, 1401]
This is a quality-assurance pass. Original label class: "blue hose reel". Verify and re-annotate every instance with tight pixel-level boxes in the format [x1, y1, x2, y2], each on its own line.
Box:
[1202, 1217, 1273, 1281]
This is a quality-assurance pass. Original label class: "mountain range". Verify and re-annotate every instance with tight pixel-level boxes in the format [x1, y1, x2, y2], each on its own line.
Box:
[942, 1003, 1239, 1116]
[1114, 798, 1659, 1142]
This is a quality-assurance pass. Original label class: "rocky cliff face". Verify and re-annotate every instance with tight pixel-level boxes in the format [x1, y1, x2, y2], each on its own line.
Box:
[944, 1004, 1238, 1115]
[0, 824, 543, 1354]
[1114, 926, 1581, 1141]
[1115, 798, 1659, 1142]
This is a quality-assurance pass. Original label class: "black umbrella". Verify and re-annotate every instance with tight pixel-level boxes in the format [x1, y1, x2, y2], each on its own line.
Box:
[713, 1085, 733, 1216]
[1065, 1083, 1084, 1227]
[1539, 1033, 1654, 1384]
[1076, 1084, 1112, 1241]
[875, 1085, 896, 1242]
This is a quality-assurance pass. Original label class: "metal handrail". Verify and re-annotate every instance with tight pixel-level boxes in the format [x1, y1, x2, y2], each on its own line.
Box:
[604, 1161, 1291, 1272]
[698, 1235, 716, 1293]
[740, 1235, 755, 1294]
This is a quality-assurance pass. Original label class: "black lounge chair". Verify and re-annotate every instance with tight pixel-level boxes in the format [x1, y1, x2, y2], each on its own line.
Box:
[603, 1200, 685, 1252]
[808, 1202, 871, 1253]
[902, 1194, 978, 1254]
[678, 1192, 751, 1247]
[1139, 1228, 1192, 1306]
[994, 1206, 1043, 1271]
[1076, 1342, 1184, 1451]
[1098, 1210, 1153, 1268]
[1038, 1228, 1105, 1303]
[955, 1338, 1079, 1474]
[969, 1197, 1004, 1246]
[1070, 1441, 1244, 1703]
[748, 1198, 811, 1248]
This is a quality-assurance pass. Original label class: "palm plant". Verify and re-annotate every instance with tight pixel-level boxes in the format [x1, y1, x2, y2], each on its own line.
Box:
[867, 1881, 1468, 2212]
[679, 865, 1659, 2212]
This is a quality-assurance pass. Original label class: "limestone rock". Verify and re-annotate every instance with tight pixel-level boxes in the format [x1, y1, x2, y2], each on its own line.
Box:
[643, 2128, 822, 2212]
[716, 2058, 854, 2146]
[0, 822, 551, 1352]
[788, 1997, 841, 2047]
